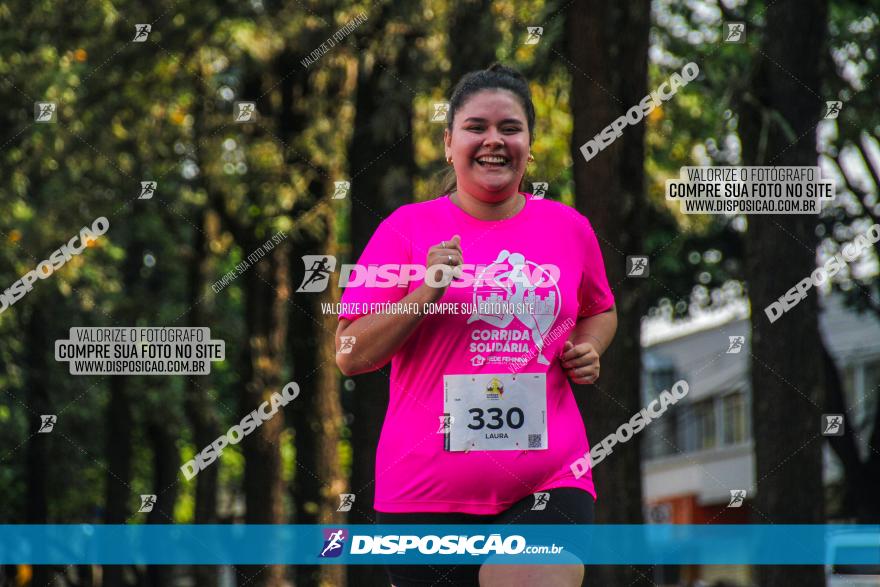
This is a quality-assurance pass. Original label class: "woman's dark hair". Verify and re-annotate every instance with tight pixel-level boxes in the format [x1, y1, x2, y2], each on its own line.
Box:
[436, 62, 536, 196]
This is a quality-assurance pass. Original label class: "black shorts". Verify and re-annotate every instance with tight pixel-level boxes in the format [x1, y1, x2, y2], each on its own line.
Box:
[374, 487, 594, 587]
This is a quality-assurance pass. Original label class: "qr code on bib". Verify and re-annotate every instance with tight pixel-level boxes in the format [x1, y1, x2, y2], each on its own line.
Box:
[528, 434, 542, 448]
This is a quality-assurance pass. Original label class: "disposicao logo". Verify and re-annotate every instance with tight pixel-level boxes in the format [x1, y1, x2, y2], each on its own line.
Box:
[319, 529, 347, 558]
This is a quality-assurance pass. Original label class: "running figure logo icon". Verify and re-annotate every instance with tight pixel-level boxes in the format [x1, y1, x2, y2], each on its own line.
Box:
[727, 490, 746, 508]
[437, 414, 454, 434]
[822, 414, 844, 436]
[297, 255, 337, 292]
[531, 492, 549, 510]
[337, 494, 355, 512]
[724, 22, 745, 43]
[139, 181, 157, 200]
[626, 256, 649, 278]
[339, 336, 356, 354]
[824, 101, 843, 119]
[319, 529, 347, 558]
[333, 181, 350, 199]
[34, 102, 57, 123]
[132, 24, 151, 42]
[467, 250, 561, 366]
[234, 102, 257, 122]
[726, 336, 744, 354]
[38, 415, 57, 433]
[432, 102, 450, 123]
[531, 182, 548, 200]
[524, 27, 543, 45]
[138, 495, 157, 513]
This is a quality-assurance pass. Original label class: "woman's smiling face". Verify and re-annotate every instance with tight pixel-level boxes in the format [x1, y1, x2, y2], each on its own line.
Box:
[444, 89, 531, 201]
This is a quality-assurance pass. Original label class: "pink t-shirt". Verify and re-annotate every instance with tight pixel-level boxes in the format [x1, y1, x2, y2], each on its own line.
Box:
[339, 193, 615, 514]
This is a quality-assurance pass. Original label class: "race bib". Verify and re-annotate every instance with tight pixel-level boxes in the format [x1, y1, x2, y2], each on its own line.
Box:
[443, 373, 548, 452]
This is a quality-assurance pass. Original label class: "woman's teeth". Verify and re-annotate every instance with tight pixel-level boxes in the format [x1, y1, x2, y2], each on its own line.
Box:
[475, 156, 509, 167]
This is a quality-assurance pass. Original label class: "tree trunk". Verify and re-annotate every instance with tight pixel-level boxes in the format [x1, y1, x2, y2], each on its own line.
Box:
[75, 564, 94, 586]
[25, 306, 51, 587]
[103, 375, 133, 587]
[822, 148, 880, 523]
[448, 0, 501, 84]
[183, 210, 221, 587]
[185, 78, 224, 587]
[864, 370, 880, 522]
[308, 205, 347, 587]
[567, 1, 652, 585]
[237, 239, 291, 587]
[269, 23, 348, 584]
[145, 414, 180, 586]
[345, 31, 420, 587]
[822, 340, 880, 522]
[289, 179, 331, 587]
[738, 2, 829, 585]
[103, 223, 149, 587]
[289, 252, 324, 587]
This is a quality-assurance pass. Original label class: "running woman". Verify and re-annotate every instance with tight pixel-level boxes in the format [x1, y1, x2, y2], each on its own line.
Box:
[335, 63, 617, 587]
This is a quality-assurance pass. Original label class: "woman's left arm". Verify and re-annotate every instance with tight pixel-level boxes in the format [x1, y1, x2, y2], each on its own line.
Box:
[570, 305, 617, 356]
[561, 305, 618, 384]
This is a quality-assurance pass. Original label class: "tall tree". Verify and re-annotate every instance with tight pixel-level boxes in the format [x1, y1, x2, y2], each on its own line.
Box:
[345, 4, 427, 586]
[737, 1, 829, 585]
[567, 1, 653, 585]
[820, 133, 880, 523]
[186, 92, 222, 587]
[823, 344, 880, 522]
[103, 231, 144, 587]
[211, 44, 294, 587]
[447, 0, 501, 83]
[311, 205, 347, 587]
[146, 411, 181, 587]
[289, 187, 334, 587]
[817, 0, 880, 523]
[238, 232, 291, 587]
[270, 8, 349, 585]
[25, 306, 51, 587]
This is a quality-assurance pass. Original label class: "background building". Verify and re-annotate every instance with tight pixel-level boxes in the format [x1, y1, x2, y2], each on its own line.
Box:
[640, 295, 880, 586]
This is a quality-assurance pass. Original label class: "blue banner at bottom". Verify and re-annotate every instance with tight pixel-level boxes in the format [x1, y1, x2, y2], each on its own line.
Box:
[0, 525, 878, 565]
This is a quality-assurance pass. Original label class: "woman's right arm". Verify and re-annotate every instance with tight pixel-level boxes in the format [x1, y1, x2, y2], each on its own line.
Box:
[335, 283, 441, 376]
[335, 234, 463, 377]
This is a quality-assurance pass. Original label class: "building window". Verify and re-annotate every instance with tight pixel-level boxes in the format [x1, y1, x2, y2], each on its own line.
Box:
[722, 392, 748, 445]
[694, 399, 716, 451]
[645, 415, 676, 459]
[644, 367, 676, 403]
[643, 367, 679, 460]
[677, 398, 716, 453]
[677, 403, 695, 452]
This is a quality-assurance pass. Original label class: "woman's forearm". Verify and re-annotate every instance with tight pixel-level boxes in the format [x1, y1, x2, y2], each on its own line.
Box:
[336, 284, 441, 376]
[570, 306, 617, 356]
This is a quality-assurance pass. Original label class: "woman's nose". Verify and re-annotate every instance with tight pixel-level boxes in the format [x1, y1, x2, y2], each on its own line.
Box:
[483, 128, 504, 146]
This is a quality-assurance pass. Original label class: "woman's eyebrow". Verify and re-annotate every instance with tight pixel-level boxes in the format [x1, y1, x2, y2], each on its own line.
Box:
[462, 116, 524, 125]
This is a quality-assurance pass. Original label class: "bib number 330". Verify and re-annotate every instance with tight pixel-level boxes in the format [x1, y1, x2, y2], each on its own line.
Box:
[443, 373, 548, 452]
[467, 406, 524, 430]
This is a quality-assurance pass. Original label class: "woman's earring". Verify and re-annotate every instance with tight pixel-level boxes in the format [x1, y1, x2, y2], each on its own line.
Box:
[527, 153, 535, 163]
[446, 156, 454, 165]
